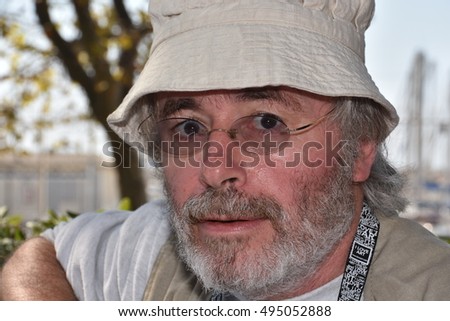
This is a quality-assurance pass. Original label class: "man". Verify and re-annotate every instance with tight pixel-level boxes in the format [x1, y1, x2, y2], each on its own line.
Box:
[2, 0, 450, 300]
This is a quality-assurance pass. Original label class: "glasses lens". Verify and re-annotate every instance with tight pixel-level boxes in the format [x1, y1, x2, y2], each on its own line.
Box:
[157, 118, 207, 155]
[155, 115, 291, 156]
[233, 115, 289, 154]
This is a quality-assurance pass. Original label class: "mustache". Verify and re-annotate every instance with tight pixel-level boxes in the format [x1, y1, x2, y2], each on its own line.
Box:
[180, 188, 285, 224]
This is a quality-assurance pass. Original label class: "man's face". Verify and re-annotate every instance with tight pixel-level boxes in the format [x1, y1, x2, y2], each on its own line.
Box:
[157, 88, 357, 300]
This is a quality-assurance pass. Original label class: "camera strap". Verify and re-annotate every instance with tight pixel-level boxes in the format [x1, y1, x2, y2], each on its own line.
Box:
[337, 202, 379, 301]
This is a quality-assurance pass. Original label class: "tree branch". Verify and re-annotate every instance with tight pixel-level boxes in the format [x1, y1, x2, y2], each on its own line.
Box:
[72, 0, 113, 100]
[71, 0, 110, 80]
[113, 0, 133, 29]
[34, 0, 94, 96]
[117, 19, 152, 84]
[71, 0, 99, 49]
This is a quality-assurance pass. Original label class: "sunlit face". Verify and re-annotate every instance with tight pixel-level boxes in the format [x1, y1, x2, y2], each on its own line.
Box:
[158, 88, 358, 300]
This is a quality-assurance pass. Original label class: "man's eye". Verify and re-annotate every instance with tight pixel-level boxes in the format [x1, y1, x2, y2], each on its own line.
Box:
[174, 120, 204, 136]
[253, 114, 286, 131]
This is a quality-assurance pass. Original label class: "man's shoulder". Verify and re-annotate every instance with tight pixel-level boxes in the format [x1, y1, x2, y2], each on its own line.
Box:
[43, 199, 170, 243]
[376, 213, 450, 260]
[102, 199, 170, 233]
[365, 212, 450, 300]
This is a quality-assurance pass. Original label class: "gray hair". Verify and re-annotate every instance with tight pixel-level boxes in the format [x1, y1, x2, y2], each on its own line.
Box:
[332, 97, 408, 217]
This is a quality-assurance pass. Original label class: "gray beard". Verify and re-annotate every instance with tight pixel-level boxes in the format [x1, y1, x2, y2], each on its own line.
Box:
[165, 166, 355, 300]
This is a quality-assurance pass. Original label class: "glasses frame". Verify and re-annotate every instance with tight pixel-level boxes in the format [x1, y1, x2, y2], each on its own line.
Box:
[137, 106, 336, 156]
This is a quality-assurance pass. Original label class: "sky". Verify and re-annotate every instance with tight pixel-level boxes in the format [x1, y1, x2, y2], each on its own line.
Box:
[365, 0, 450, 169]
[367, 0, 450, 106]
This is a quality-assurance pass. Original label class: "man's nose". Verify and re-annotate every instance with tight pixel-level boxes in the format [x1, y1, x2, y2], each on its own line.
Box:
[199, 131, 246, 190]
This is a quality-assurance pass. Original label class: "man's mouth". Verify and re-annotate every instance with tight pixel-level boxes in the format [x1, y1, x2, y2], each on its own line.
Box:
[194, 216, 268, 236]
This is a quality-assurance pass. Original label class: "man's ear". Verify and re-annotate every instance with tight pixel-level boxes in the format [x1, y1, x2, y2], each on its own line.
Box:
[353, 141, 377, 183]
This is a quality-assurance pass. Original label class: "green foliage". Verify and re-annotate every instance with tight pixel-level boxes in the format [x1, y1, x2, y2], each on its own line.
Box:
[118, 196, 132, 211]
[0, 206, 78, 267]
[0, 206, 26, 266]
[0, 14, 59, 154]
[0, 198, 132, 267]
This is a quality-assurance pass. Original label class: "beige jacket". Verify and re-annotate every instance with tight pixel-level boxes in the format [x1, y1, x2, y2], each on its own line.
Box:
[144, 213, 450, 300]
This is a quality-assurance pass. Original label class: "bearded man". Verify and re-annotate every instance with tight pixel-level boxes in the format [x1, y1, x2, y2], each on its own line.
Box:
[2, 0, 450, 301]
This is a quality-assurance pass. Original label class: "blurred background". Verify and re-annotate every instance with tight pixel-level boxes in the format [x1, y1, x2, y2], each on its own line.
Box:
[0, 1, 449, 241]
[366, 0, 450, 237]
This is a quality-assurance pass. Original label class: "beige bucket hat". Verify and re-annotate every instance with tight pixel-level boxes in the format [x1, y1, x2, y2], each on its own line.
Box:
[107, 0, 398, 144]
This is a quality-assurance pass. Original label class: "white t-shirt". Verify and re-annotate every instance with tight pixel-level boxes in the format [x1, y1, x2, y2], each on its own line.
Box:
[43, 200, 341, 300]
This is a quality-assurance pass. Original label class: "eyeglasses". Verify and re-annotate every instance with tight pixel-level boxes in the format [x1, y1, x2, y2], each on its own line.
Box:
[138, 107, 335, 156]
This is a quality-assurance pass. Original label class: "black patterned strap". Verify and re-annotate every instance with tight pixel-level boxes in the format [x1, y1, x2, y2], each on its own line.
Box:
[337, 203, 379, 301]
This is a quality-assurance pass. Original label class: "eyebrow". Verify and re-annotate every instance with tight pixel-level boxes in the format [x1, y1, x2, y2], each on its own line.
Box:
[234, 88, 285, 103]
[157, 90, 281, 119]
[234, 88, 304, 113]
[156, 87, 306, 119]
[158, 97, 199, 119]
